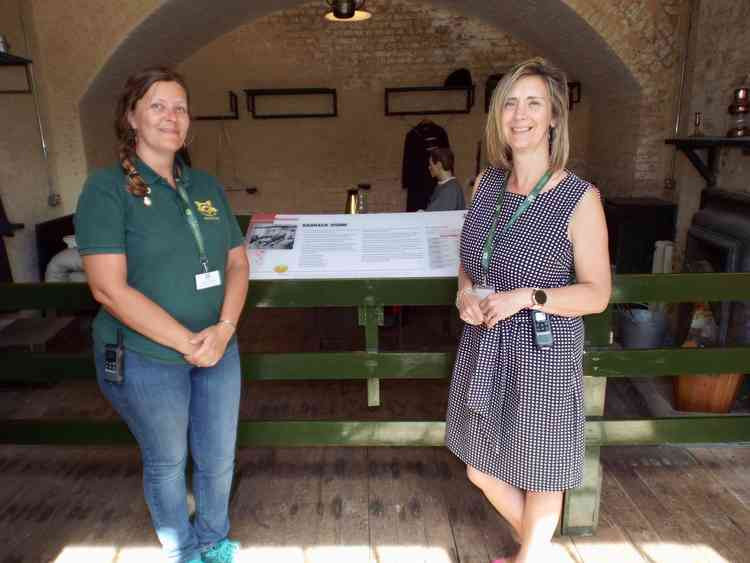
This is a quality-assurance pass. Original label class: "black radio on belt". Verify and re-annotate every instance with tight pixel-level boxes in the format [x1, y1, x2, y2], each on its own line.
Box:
[532, 311, 554, 350]
[103, 329, 125, 384]
[531, 289, 554, 350]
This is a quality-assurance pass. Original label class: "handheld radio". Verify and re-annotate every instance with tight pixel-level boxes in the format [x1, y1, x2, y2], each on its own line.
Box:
[103, 329, 125, 384]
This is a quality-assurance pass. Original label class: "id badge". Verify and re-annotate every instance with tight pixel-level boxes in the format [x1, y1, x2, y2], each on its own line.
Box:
[195, 270, 221, 290]
[472, 284, 494, 300]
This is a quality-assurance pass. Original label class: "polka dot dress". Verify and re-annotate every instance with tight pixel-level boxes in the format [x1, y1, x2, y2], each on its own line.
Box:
[445, 166, 590, 492]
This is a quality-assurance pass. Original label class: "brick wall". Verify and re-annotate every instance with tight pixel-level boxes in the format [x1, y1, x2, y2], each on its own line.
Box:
[0, 0, 50, 281]
[2, 0, 731, 279]
[686, 0, 749, 191]
[569, 0, 685, 197]
[673, 0, 750, 260]
[179, 0, 598, 214]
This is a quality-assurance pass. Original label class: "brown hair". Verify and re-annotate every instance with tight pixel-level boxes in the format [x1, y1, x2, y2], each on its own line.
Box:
[114, 67, 190, 197]
[485, 57, 570, 173]
[429, 147, 455, 174]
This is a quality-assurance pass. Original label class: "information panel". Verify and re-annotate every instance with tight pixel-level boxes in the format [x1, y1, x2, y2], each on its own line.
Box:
[245, 211, 466, 279]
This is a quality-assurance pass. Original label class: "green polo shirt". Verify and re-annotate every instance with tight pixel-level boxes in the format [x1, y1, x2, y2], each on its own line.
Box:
[74, 157, 245, 363]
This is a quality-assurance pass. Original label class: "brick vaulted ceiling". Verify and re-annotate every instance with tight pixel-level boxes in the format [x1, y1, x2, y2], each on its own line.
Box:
[79, 0, 647, 169]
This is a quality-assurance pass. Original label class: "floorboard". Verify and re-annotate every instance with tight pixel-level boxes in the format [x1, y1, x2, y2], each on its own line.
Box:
[0, 445, 749, 562]
[315, 447, 370, 559]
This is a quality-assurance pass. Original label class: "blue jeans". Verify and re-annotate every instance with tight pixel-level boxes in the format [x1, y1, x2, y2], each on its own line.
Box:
[95, 341, 241, 563]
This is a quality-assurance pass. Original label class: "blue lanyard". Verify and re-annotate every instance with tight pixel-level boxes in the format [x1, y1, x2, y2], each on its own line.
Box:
[480, 170, 551, 284]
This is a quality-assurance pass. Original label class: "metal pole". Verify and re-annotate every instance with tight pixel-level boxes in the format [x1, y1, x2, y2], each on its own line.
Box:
[18, 1, 60, 207]
[666, 0, 697, 190]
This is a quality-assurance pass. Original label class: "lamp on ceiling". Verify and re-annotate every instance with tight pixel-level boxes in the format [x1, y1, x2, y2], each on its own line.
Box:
[325, 0, 371, 22]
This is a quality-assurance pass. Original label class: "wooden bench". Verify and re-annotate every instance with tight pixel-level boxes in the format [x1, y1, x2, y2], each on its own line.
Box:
[1, 273, 749, 535]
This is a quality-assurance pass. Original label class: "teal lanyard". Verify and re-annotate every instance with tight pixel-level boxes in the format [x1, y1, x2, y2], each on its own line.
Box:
[480, 170, 551, 284]
[175, 181, 209, 273]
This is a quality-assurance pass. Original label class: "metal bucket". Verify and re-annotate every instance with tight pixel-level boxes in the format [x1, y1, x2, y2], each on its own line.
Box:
[619, 308, 668, 349]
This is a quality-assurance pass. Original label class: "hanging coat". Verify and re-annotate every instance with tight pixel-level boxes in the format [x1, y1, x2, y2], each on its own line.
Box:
[401, 121, 450, 212]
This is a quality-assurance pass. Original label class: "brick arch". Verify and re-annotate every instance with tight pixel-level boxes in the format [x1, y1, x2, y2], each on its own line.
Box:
[564, 0, 682, 96]
[80, 0, 670, 191]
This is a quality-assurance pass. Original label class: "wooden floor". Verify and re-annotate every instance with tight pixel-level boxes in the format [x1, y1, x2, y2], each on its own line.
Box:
[0, 443, 748, 563]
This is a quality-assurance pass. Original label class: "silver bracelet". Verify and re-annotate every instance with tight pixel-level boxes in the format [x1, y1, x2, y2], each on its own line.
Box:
[217, 319, 236, 331]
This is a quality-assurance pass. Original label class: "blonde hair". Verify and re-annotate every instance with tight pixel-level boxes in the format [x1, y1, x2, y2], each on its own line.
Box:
[485, 57, 570, 173]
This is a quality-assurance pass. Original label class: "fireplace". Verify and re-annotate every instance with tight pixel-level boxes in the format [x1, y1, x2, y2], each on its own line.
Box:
[684, 190, 750, 346]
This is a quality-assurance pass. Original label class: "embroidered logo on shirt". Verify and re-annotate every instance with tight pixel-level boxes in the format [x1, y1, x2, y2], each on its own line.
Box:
[194, 200, 219, 220]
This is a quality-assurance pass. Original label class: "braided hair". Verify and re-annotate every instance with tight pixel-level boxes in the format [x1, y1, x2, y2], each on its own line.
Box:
[114, 67, 191, 197]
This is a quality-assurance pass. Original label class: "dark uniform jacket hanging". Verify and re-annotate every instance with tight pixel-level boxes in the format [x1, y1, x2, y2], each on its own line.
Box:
[401, 120, 450, 212]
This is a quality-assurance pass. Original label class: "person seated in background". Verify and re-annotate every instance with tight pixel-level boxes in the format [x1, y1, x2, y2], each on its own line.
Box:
[425, 147, 466, 211]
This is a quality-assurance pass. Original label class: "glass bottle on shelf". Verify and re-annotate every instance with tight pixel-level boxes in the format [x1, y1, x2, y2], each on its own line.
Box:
[727, 87, 749, 138]
[690, 112, 705, 137]
[356, 183, 370, 213]
[345, 189, 359, 214]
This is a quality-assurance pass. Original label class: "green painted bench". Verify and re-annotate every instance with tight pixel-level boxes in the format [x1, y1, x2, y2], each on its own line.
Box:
[2, 271, 750, 535]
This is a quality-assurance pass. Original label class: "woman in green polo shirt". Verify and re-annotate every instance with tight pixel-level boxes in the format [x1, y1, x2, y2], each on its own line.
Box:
[75, 67, 248, 563]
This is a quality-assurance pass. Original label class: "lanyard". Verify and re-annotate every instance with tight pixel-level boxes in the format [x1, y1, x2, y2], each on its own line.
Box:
[480, 170, 551, 284]
[175, 181, 209, 273]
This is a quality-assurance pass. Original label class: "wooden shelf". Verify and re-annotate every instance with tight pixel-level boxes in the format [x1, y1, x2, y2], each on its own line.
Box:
[0, 52, 32, 66]
[665, 136, 750, 187]
[666, 136, 750, 148]
[193, 91, 239, 121]
[244, 88, 337, 119]
[384, 85, 475, 116]
[0, 52, 33, 94]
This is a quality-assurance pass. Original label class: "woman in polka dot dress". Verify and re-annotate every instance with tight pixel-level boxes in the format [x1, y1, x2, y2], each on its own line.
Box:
[445, 58, 611, 562]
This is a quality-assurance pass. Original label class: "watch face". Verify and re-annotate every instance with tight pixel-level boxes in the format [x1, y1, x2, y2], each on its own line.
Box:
[534, 289, 547, 305]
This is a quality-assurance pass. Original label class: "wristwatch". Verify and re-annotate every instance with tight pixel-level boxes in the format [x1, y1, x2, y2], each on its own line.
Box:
[531, 288, 547, 307]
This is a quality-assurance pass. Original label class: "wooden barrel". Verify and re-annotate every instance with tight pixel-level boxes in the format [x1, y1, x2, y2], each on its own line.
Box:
[673, 373, 745, 413]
